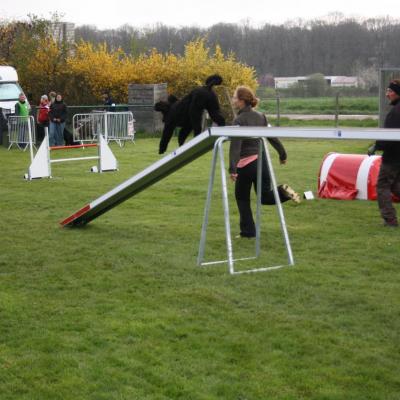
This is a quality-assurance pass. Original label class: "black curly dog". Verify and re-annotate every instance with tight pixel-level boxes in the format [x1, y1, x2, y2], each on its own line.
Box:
[154, 74, 226, 154]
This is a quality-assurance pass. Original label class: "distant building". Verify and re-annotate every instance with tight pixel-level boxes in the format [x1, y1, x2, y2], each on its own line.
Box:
[274, 77, 305, 89]
[274, 75, 358, 89]
[50, 22, 75, 45]
[327, 76, 359, 87]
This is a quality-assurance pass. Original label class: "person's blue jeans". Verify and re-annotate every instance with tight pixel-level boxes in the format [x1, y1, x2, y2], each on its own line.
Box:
[49, 121, 65, 146]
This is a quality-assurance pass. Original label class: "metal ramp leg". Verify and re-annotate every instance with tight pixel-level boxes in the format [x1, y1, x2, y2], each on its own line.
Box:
[197, 136, 294, 275]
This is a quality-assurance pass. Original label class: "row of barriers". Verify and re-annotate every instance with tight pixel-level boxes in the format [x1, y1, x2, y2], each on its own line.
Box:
[72, 111, 135, 147]
[7, 111, 135, 150]
[7, 115, 36, 151]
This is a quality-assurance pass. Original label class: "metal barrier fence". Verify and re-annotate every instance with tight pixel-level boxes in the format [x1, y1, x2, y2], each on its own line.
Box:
[72, 111, 135, 147]
[7, 115, 36, 151]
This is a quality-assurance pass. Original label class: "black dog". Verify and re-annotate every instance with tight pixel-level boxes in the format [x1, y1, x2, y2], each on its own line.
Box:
[155, 74, 226, 154]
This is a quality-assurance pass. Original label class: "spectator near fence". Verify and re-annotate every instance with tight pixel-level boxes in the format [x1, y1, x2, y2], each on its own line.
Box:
[48, 93, 67, 146]
[36, 95, 50, 143]
[14, 93, 31, 147]
[102, 92, 116, 112]
[0, 107, 6, 145]
[371, 80, 400, 227]
[48, 91, 56, 105]
[14, 93, 29, 117]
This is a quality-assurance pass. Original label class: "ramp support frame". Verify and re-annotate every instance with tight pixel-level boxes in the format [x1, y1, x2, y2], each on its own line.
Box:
[197, 136, 294, 275]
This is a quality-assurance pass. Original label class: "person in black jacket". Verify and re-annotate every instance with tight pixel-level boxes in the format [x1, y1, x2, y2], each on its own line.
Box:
[102, 92, 116, 112]
[48, 93, 67, 146]
[370, 80, 400, 227]
[229, 86, 300, 238]
[154, 74, 226, 154]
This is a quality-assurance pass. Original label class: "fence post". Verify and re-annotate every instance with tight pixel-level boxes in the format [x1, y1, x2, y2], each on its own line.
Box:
[334, 93, 339, 127]
[104, 112, 108, 142]
[276, 95, 281, 127]
[27, 116, 35, 163]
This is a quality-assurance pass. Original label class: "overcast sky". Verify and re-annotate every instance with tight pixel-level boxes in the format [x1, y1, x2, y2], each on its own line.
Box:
[1, 0, 399, 29]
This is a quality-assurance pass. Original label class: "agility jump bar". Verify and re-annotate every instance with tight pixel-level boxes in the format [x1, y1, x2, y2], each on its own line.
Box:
[50, 143, 97, 150]
[61, 126, 400, 227]
[209, 126, 400, 141]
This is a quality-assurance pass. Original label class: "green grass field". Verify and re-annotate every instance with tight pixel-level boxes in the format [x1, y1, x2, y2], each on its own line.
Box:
[1, 135, 400, 399]
[258, 97, 379, 115]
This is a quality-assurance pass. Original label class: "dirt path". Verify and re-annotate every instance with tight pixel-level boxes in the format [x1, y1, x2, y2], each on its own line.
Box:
[276, 114, 378, 120]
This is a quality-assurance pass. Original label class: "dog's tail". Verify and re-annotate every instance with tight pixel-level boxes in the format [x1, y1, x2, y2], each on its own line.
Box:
[205, 74, 223, 88]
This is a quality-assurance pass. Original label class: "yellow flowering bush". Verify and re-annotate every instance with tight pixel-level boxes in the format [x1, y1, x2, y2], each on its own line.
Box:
[21, 39, 67, 101]
[10, 35, 257, 105]
[67, 38, 257, 104]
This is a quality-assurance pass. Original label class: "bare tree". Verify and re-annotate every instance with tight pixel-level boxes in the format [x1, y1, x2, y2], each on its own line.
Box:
[72, 16, 400, 80]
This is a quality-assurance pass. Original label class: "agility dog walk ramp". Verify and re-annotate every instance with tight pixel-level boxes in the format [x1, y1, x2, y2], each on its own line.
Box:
[60, 126, 400, 274]
[61, 126, 400, 227]
[61, 130, 217, 226]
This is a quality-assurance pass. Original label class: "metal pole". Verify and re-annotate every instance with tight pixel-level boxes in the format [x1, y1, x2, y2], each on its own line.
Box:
[51, 156, 99, 163]
[255, 140, 263, 257]
[27, 116, 34, 163]
[276, 95, 281, 127]
[197, 137, 222, 266]
[218, 138, 235, 274]
[334, 93, 339, 128]
[45, 126, 52, 178]
[104, 112, 108, 142]
[261, 138, 294, 266]
[98, 123, 102, 173]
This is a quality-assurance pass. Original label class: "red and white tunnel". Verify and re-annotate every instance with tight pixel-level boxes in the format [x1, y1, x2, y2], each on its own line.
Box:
[318, 153, 382, 200]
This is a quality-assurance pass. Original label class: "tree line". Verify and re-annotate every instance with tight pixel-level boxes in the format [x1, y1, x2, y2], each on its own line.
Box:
[0, 17, 256, 105]
[75, 14, 400, 84]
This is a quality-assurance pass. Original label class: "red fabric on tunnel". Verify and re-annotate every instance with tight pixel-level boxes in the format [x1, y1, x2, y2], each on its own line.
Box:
[318, 154, 364, 200]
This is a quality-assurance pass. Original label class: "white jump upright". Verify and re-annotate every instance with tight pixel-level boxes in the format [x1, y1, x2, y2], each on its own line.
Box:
[197, 136, 294, 275]
[26, 127, 118, 180]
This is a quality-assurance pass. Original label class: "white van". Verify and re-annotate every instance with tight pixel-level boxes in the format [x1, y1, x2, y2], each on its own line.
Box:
[0, 66, 30, 116]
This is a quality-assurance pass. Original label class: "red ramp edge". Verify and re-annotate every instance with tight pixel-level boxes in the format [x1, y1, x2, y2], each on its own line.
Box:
[60, 204, 91, 227]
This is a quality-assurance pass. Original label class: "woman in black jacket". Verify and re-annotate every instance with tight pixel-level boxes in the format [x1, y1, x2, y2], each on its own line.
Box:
[229, 86, 300, 238]
[48, 93, 67, 146]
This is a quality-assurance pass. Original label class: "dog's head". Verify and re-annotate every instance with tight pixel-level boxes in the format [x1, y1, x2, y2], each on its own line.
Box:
[155, 101, 172, 120]
[154, 95, 179, 122]
[205, 74, 223, 88]
[154, 100, 170, 113]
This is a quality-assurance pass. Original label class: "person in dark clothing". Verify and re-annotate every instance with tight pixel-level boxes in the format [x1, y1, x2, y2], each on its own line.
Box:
[36, 94, 50, 143]
[0, 108, 6, 144]
[154, 74, 226, 154]
[229, 86, 300, 238]
[48, 93, 67, 146]
[369, 79, 400, 227]
[102, 92, 116, 112]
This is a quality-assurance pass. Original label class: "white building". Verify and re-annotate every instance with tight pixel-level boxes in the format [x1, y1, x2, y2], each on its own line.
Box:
[50, 22, 75, 46]
[274, 75, 358, 89]
[327, 76, 358, 87]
